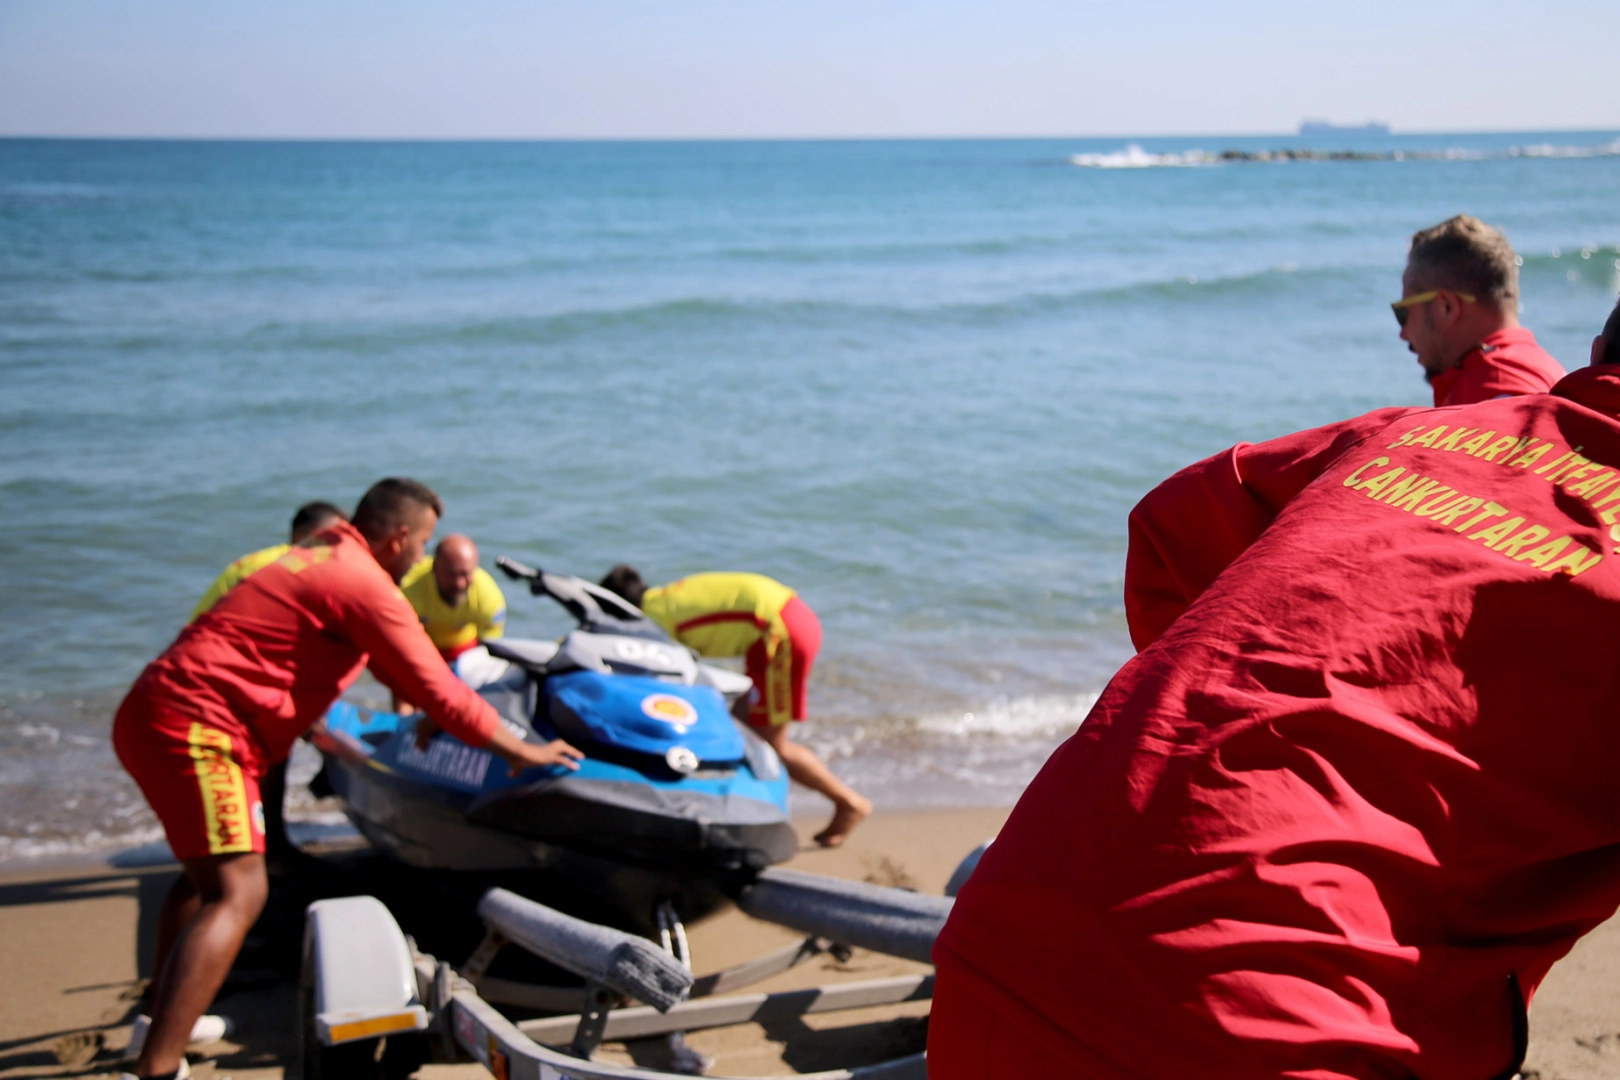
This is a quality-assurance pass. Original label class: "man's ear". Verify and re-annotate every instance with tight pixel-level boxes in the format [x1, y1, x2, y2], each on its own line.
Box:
[1593, 335, 1610, 367]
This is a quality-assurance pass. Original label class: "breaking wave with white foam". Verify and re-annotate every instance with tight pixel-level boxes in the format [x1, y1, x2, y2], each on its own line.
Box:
[1071, 138, 1620, 168]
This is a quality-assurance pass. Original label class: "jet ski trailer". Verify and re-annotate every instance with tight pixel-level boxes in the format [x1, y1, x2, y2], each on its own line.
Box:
[299, 851, 990, 1080]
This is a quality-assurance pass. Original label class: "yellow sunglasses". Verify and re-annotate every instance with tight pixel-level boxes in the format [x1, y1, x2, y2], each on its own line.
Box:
[1392, 289, 1476, 327]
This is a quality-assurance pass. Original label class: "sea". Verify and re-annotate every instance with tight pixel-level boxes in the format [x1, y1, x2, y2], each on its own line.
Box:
[3, 132, 1619, 863]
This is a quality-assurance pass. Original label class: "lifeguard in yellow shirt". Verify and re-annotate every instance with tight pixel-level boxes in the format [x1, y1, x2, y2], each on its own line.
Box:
[190, 501, 347, 621]
[400, 534, 507, 661]
[600, 567, 871, 847]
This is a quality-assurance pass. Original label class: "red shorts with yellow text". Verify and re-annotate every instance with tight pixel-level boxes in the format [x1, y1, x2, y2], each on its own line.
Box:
[744, 596, 822, 729]
[113, 688, 265, 860]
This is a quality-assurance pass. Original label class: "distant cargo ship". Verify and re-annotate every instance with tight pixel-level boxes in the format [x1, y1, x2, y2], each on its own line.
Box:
[1299, 120, 1391, 136]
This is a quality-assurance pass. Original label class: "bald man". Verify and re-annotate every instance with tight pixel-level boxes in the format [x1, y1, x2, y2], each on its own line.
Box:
[399, 534, 508, 661]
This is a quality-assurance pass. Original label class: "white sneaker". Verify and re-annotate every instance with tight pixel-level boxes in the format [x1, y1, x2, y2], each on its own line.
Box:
[118, 1057, 191, 1080]
[186, 1014, 233, 1044]
[125, 1014, 234, 1059]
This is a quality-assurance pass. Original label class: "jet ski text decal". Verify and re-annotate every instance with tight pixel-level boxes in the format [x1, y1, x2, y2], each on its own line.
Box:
[397, 732, 493, 787]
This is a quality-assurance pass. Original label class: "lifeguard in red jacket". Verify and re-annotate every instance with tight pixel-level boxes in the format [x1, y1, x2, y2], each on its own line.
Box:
[933, 301, 1620, 1079]
[1394, 214, 1564, 406]
[115, 479, 582, 1080]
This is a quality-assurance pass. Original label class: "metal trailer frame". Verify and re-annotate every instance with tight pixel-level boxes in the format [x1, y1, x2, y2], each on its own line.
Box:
[299, 861, 981, 1080]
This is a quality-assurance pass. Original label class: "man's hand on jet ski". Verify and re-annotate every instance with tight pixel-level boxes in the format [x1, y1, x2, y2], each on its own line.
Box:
[485, 723, 585, 775]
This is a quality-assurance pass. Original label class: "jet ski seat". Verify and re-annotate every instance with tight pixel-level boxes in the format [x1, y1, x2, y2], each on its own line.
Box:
[476, 888, 693, 1013]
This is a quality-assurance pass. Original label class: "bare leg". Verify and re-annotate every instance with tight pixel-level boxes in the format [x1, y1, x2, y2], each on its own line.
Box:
[758, 723, 871, 847]
[144, 874, 202, 1012]
[135, 853, 267, 1078]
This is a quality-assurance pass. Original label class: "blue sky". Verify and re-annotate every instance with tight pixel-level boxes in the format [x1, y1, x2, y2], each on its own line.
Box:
[2, 0, 1616, 138]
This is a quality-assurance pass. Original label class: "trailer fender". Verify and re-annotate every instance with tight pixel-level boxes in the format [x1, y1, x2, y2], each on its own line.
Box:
[303, 895, 429, 1045]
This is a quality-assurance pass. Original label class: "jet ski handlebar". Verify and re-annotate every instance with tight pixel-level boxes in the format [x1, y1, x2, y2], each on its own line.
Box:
[495, 555, 655, 630]
[495, 555, 543, 584]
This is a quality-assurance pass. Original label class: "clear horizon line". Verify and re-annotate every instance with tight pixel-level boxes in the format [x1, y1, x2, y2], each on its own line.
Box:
[4, 125, 1620, 145]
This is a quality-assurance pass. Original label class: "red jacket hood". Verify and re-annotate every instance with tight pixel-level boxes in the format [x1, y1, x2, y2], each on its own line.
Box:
[1552, 364, 1620, 418]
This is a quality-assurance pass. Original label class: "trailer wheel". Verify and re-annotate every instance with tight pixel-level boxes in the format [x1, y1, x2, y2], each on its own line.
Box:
[298, 958, 429, 1080]
[302, 1029, 429, 1080]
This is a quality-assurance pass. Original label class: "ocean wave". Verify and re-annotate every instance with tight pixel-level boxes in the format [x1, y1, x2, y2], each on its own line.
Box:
[1070, 145, 1213, 169]
[912, 691, 1099, 740]
[1071, 139, 1620, 169]
[0, 824, 165, 864]
[1509, 139, 1620, 159]
[233, 263, 1350, 352]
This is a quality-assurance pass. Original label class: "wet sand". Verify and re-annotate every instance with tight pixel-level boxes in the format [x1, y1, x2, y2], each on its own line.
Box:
[4, 805, 1620, 1079]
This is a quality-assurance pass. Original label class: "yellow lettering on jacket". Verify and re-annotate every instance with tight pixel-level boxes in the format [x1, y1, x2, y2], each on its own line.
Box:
[1544, 546, 1604, 576]
[1475, 436, 1522, 463]
[1387, 427, 1428, 449]
[1507, 441, 1550, 468]
[1469, 516, 1526, 547]
[1434, 427, 1476, 452]
[1356, 467, 1406, 499]
[1542, 448, 1588, 481]
[1494, 525, 1551, 557]
[1516, 537, 1571, 568]
[1455, 502, 1508, 533]
[1459, 431, 1496, 456]
[1560, 461, 1600, 486]
[1409, 426, 1446, 448]
[1415, 491, 1467, 518]
[1433, 497, 1486, 526]
[1569, 471, 1617, 498]
[1343, 457, 1391, 487]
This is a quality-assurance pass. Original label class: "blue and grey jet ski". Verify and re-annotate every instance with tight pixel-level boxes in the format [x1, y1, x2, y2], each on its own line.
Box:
[312, 558, 797, 927]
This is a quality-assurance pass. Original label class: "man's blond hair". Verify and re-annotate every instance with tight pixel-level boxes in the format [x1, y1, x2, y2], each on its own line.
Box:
[1407, 215, 1520, 310]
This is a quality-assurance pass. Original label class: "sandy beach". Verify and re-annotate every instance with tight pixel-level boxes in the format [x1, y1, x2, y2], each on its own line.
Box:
[4, 805, 1620, 1079]
[0, 808, 999, 1079]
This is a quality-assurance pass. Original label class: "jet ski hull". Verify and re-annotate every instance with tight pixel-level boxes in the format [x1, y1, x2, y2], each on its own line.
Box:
[316, 702, 796, 928]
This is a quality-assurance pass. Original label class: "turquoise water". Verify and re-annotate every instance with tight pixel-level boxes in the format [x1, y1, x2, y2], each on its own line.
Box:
[4, 134, 1620, 858]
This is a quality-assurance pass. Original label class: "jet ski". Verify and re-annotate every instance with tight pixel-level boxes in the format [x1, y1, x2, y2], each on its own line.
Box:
[311, 557, 798, 928]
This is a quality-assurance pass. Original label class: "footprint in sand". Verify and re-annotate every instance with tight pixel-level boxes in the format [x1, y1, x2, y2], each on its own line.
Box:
[50, 1030, 103, 1068]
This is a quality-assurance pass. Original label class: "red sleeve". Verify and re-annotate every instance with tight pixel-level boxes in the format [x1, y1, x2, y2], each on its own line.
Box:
[336, 567, 501, 746]
[1124, 407, 1419, 652]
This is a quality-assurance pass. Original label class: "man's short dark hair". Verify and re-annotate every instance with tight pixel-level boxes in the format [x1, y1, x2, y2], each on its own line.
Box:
[1407, 214, 1521, 310]
[351, 478, 444, 542]
[290, 501, 347, 540]
[1604, 295, 1620, 354]
[600, 564, 647, 607]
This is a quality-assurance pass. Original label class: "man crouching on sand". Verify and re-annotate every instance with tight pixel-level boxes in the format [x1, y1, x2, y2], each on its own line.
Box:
[113, 478, 582, 1080]
[933, 299, 1620, 1079]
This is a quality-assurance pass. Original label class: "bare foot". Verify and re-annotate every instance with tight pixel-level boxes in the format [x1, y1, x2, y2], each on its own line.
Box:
[814, 795, 873, 847]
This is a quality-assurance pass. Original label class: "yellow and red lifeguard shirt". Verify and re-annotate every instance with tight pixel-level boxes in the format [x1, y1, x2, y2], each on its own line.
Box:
[639, 572, 796, 661]
[399, 557, 507, 660]
[190, 544, 290, 622]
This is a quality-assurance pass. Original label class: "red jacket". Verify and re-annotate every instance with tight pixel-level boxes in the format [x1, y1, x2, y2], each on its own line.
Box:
[935, 366, 1620, 1080]
[133, 520, 498, 771]
[1430, 327, 1564, 407]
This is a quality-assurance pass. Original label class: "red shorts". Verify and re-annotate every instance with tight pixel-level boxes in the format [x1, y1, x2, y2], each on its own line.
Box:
[745, 596, 821, 729]
[113, 688, 266, 860]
